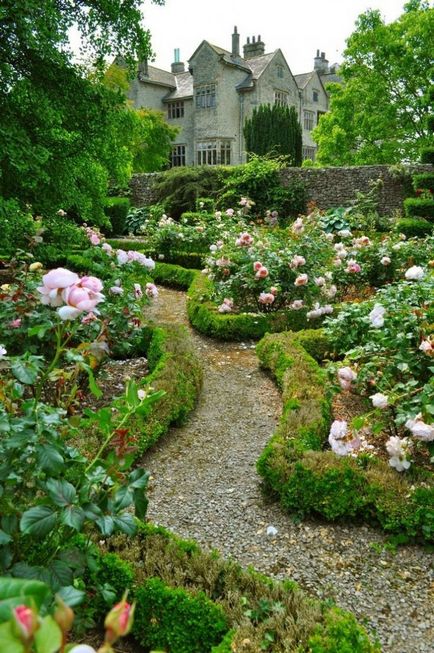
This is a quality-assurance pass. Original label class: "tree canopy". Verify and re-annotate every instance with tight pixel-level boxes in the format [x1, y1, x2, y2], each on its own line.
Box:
[0, 0, 171, 223]
[244, 104, 302, 166]
[314, 0, 434, 165]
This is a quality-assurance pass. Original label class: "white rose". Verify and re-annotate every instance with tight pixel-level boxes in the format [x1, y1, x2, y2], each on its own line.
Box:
[404, 266, 424, 281]
[370, 393, 389, 409]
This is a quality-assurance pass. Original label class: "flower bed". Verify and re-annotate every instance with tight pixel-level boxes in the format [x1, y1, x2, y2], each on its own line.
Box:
[151, 262, 312, 340]
[87, 522, 379, 652]
[256, 330, 434, 542]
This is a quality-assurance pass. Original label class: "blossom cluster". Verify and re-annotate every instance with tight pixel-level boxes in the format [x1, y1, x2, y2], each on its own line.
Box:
[37, 268, 104, 321]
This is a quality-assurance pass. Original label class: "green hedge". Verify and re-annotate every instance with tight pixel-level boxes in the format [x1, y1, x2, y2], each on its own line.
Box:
[404, 197, 434, 220]
[412, 172, 434, 192]
[256, 331, 434, 542]
[107, 239, 204, 269]
[395, 218, 433, 238]
[104, 197, 131, 236]
[92, 522, 379, 652]
[151, 262, 312, 341]
[134, 578, 229, 652]
[420, 146, 434, 164]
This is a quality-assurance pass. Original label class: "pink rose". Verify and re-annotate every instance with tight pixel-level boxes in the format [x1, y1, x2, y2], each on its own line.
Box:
[290, 300, 304, 310]
[37, 268, 80, 307]
[80, 276, 103, 293]
[134, 283, 143, 299]
[10, 319, 22, 328]
[346, 260, 361, 273]
[253, 261, 263, 271]
[290, 255, 306, 269]
[90, 234, 100, 245]
[337, 366, 357, 391]
[294, 274, 308, 286]
[13, 605, 39, 643]
[145, 283, 158, 298]
[255, 266, 269, 279]
[59, 282, 104, 320]
[258, 292, 275, 305]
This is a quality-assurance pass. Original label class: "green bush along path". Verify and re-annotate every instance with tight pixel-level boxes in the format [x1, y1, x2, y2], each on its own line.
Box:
[142, 285, 433, 653]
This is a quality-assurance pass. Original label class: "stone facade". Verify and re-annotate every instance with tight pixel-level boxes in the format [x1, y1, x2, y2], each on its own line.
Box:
[129, 165, 433, 216]
[126, 29, 336, 167]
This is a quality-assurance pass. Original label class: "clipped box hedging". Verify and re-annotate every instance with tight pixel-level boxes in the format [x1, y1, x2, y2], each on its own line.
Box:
[133, 577, 229, 652]
[94, 521, 378, 652]
[412, 172, 434, 192]
[107, 239, 204, 269]
[403, 197, 434, 220]
[130, 324, 203, 455]
[420, 146, 434, 164]
[256, 331, 434, 542]
[395, 217, 433, 238]
[151, 262, 312, 341]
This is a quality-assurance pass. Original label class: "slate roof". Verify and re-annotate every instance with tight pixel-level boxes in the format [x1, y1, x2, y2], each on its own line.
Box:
[320, 72, 343, 85]
[139, 64, 176, 88]
[294, 72, 314, 89]
[164, 71, 193, 101]
[236, 51, 279, 91]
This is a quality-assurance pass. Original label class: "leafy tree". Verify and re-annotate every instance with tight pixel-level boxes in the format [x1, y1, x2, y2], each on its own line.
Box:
[244, 104, 302, 166]
[314, 1, 434, 165]
[0, 0, 164, 223]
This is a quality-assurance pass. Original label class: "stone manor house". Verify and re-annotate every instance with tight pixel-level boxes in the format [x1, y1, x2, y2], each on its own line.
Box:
[127, 27, 340, 167]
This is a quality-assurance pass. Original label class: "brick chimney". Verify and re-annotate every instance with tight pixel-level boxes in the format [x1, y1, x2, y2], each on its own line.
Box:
[232, 26, 240, 57]
[313, 50, 329, 74]
[171, 48, 185, 73]
[243, 35, 265, 59]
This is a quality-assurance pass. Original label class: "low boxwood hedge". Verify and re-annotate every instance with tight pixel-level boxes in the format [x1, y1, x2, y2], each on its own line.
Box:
[151, 262, 313, 340]
[395, 217, 433, 238]
[256, 331, 434, 542]
[403, 197, 434, 220]
[412, 172, 434, 192]
[89, 521, 379, 652]
[107, 239, 204, 269]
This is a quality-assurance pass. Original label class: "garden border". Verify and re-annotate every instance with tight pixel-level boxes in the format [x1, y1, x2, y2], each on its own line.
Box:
[152, 262, 312, 340]
[89, 521, 379, 652]
[256, 330, 434, 542]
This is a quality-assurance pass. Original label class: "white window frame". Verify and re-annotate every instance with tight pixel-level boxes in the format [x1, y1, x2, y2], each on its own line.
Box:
[302, 146, 316, 161]
[303, 110, 315, 131]
[195, 84, 216, 109]
[197, 139, 231, 166]
[171, 144, 186, 167]
[274, 90, 289, 105]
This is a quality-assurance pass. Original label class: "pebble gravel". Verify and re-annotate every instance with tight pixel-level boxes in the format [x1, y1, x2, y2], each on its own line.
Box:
[143, 286, 434, 653]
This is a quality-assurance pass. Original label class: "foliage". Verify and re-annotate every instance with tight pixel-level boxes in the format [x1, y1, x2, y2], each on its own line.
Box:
[421, 146, 434, 164]
[133, 578, 229, 652]
[130, 107, 178, 172]
[0, 0, 163, 223]
[413, 172, 434, 193]
[103, 197, 131, 236]
[308, 607, 380, 652]
[314, 1, 434, 164]
[255, 330, 434, 541]
[125, 206, 149, 235]
[244, 104, 302, 166]
[0, 199, 36, 256]
[153, 166, 226, 219]
[217, 155, 306, 218]
[395, 218, 432, 238]
[404, 197, 434, 219]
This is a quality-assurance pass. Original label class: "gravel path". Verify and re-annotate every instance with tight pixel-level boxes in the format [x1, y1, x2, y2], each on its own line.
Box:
[143, 287, 434, 653]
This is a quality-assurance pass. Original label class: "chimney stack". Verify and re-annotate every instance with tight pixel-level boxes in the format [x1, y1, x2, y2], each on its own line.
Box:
[314, 49, 329, 74]
[171, 48, 185, 73]
[232, 26, 240, 57]
[243, 34, 265, 59]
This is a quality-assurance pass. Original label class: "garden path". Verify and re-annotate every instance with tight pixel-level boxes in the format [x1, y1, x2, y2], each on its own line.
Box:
[142, 286, 433, 653]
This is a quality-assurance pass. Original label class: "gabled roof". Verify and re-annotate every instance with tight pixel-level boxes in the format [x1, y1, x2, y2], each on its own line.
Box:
[320, 72, 343, 85]
[294, 72, 313, 89]
[188, 40, 251, 73]
[237, 49, 297, 93]
[139, 64, 176, 88]
[164, 71, 193, 101]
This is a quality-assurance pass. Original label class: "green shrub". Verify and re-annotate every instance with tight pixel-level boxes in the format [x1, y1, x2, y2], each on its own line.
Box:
[395, 217, 433, 238]
[104, 197, 131, 235]
[153, 166, 226, 219]
[308, 607, 380, 652]
[404, 197, 434, 219]
[413, 172, 434, 192]
[420, 146, 434, 164]
[0, 197, 36, 255]
[133, 577, 229, 653]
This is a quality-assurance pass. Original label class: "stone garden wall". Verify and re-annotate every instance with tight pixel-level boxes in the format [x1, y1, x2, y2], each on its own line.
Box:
[130, 164, 433, 215]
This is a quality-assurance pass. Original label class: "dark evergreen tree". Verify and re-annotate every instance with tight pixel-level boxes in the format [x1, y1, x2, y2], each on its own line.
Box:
[243, 104, 302, 166]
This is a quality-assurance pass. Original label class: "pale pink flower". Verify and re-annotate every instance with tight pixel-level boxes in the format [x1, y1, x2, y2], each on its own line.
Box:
[333, 257, 342, 267]
[386, 436, 411, 471]
[110, 286, 124, 295]
[369, 304, 385, 328]
[133, 283, 143, 299]
[225, 208, 235, 217]
[294, 274, 308, 286]
[218, 302, 232, 313]
[337, 366, 357, 391]
[323, 284, 337, 298]
[216, 257, 231, 268]
[104, 598, 135, 639]
[253, 261, 263, 272]
[145, 283, 158, 299]
[258, 292, 275, 305]
[314, 276, 325, 286]
[419, 339, 433, 355]
[270, 286, 278, 295]
[235, 232, 254, 247]
[90, 234, 100, 245]
[81, 312, 97, 324]
[102, 243, 113, 255]
[290, 255, 306, 269]
[329, 419, 348, 439]
[255, 266, 269, 279]
[59, 282, 104, 320]
[290, 300, 304, 310]
[329, 420, 352, 456]
[37, 268, 80, 307]
[80, 276, 103, 293]
[370, 393, 389, 409]
[405, 415, 434, 442]
[353, 236, 371, 248]
[13, 605, 39, 642]
[381, 256, 391, 266]
[10, 319, 22, 328]
[291, 218, 304, 234]
[117, 249, 129, 265]
[346, 260, 361, 273]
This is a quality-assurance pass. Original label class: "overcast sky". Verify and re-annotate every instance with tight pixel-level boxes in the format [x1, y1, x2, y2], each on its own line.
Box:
[139, 0, 407, 74]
